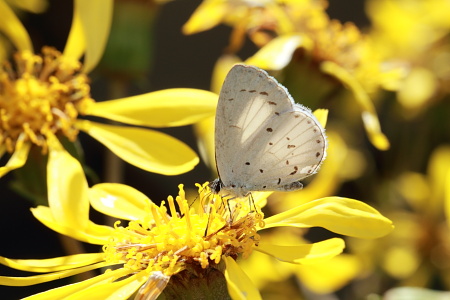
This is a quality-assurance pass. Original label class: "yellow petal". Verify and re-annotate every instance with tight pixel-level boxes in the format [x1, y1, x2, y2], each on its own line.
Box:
[84, 89, 217, 127]
[47, 142, 89, 229]
[0, 253, 104, 273]
[397, 67, 437, 112]
[89, 183, 152, 221]
[211, 55, 242, 94]
[313, 109, 328, 128]
[31, 206, 113, 245]
[77, 120, 199, 175]
[64, 272, 147, 300]
[63, 4, 85, 62]
[6, 0, 48, 13]
[254, 238, 345, 265]
[0, 0, 33, 52]
[263, 197, 394, 239]
[294, 254, 362, 294]
[245, 35, 306, 70]
[182, 0, 228, 35]
[22, 268, 130, 300]
[320, 61, 390, 150]
[64, 0, 113, 73]
[78, 0, 113, 73]
[0, 139, 30, 178]
[0, 261, 108, 286]
[224, 256, 262, 300]
[428, 146, 450, 219]
[193, 116, 215, 170]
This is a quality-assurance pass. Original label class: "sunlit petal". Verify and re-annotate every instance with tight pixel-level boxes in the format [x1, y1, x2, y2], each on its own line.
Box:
[193, 116, 215, 170]
[263, 197, 394, 238]
[64, 0, 113, 73]
[0, 0, 33, 51]
[89, 183, 152, 221]
[84, 89, 217, 127]
[313, 109, 328, 128]
[182, 0, 228, 35]
[77, 120, 199, 175]
[254, 238, 345, 264]
[0, 261, 109, 286]
[22, 268, 130, 300]
[31, 206, 113, 245]
[224, 256, 262, 300]
[0, 253, 105, 272]
[63, 4, 85, 63]
[246, 35, 306, 70]
[211, 55, 241, 94]
[294, 254, 362, 294]
[320, 61, 390, 150]
[6, 0, 48, 13]
[428, 146, 450, 220]
[76, 0, 113, 73]
[65, 272, 147, 300]
[47, 138, 89, 229]
[0, 139, 30, 178]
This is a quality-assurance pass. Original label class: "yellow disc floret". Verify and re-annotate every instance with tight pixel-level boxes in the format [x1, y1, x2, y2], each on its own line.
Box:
[103, 184, 262, 278]
[0, 47, 94, 153]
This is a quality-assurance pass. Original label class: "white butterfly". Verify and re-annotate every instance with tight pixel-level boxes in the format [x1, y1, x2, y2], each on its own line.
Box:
[210, 64, 327, 198]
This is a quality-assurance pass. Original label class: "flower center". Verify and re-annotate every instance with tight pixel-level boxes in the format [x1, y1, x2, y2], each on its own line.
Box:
[103, 184, 263, 277]
[0, 47, 94, 153]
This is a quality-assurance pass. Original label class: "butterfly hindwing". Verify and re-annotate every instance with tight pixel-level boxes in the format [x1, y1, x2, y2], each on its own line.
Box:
[214, 64, 327, 196]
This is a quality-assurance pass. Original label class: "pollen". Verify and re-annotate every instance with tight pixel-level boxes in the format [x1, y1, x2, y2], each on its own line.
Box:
[0, 47, 94, 153]
[103, 184, 262, 277]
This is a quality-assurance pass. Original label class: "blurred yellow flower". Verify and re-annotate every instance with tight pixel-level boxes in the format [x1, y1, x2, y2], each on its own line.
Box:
[185, 0, 401, 150]
[348, 145, 450, 291]
[366, 0, 450, 117]
[0, 0, 217, 184]
[0, 139, 393, 299]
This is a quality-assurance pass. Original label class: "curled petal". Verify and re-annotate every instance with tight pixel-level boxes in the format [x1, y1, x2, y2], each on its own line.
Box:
[182, 1, 228, 35]
[224, 256, 262, 300]
[254, 238, 345, 264]
[77, 120, 199, 175]
[0, 253, 105, 273]
[0, 139, 30, 178]
[321, 61, 390, 150]
[263, 197, 394, 239]
[0, 1, 33, 52]
[89, 183, 153, 221]
[84, 89, 217, 128]
[246, 35, 307, 70]
[65, 0, 113, 73]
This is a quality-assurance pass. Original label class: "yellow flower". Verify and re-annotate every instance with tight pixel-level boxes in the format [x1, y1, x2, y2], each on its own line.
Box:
[347, 145, 450, 293]
[366, 0, 450, 117]
[0, 139, 393, 299]
[185, 0, 402, 151]
[0, 0, 217, 180]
